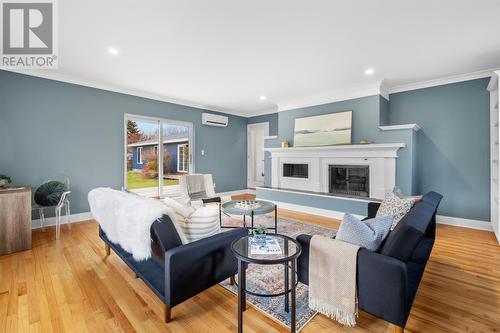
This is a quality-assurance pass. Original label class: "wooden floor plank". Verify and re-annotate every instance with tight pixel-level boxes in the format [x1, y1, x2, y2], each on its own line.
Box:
[0, 205, 499, 333]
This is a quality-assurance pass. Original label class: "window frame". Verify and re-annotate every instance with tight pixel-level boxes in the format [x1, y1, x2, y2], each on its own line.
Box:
[124, 114, 194, 198]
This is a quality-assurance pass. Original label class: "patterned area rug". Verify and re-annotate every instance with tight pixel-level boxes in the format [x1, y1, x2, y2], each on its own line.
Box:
[220, 214, 337, 332]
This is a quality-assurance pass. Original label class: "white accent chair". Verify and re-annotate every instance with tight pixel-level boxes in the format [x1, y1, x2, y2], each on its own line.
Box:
[178, 174, 231, 207]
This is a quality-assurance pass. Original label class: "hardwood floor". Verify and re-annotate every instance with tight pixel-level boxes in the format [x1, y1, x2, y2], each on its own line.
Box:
[0, 206, 499, 332]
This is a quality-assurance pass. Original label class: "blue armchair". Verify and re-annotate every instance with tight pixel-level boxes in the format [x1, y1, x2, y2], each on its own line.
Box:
[296, 191, 443, 333]
[100, 214, 247, 322]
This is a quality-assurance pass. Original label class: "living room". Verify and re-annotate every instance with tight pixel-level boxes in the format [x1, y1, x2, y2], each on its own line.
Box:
[0, 1, 499, 333]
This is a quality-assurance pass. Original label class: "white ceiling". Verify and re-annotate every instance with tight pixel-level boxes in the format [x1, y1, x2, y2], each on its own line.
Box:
[15, 0, 500, 116]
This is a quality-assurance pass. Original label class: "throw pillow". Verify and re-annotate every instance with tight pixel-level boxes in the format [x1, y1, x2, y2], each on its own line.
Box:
[377, 190, 416, 230]
[34, 181, 68, 206]
[162, 197, 195, 218]
[336, 213, 394, 251]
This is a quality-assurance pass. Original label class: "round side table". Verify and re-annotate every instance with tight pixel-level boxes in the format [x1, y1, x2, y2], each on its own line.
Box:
[231, 234, 302, 333]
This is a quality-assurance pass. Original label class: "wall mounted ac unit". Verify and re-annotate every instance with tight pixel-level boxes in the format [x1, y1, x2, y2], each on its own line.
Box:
[202, 113, 228, 127]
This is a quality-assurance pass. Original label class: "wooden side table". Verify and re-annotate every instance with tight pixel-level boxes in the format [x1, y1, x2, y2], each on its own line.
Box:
[0, 187, 32, 255]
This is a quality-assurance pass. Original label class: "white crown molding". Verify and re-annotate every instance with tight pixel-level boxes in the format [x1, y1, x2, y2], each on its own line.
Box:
[276, 83, 381, 112]
[378, 124, 421, 131]
[388, 67, 500, 94]
[1, 69, 245, 117]
[5, 67, 500, 119]
[246, 68, 500, 117]
[487, 70, 499, 91]
[379, 80, 390, 100]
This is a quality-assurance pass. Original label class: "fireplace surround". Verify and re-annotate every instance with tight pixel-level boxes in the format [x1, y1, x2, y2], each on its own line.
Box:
[265, 143, 405, 200]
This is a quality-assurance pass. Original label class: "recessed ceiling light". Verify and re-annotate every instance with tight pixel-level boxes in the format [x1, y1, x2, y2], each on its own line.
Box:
[259, 95, 267, 101]
[364, 68, 375, 76]
[107, 47, 120, 56]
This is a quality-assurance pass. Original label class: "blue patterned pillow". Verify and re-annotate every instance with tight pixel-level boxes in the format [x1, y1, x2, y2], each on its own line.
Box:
[336, 213, 394, 251]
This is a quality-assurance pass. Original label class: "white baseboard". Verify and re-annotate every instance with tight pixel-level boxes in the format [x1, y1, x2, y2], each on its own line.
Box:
[32, 212, 93, 229]
[30, 189, 255, 229]
[436, 215, 493, 231]
[255, 199, 494, 232]
[30, 198, 493, 233]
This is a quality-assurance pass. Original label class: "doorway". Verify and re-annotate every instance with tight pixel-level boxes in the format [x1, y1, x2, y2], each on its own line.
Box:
[124, 114, 194, 198]
[247, 122, 269, 188]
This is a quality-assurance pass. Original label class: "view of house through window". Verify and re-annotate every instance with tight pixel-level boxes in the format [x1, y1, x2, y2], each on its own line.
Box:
[125, 115, 192, 197]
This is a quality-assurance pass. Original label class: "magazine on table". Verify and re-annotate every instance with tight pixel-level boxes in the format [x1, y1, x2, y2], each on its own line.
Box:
[250, 236, 282, 255]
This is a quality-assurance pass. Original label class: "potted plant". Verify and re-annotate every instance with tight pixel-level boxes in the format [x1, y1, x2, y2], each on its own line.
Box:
[0, 175, 12, 188]
[252, 225, 267, 238]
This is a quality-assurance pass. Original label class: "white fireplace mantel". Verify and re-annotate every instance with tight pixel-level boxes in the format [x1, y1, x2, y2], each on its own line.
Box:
[264, 143, 406, 199]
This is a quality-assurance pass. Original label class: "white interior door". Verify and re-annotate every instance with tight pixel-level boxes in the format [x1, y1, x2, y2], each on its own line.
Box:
[247, 123, 269, 188]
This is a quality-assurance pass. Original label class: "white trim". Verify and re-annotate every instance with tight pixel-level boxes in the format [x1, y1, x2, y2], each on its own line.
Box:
[487, 70, 499, 91]
[388, 68, 499, 94]
[248, 68, 500, 116]
[6, 68, 500, 118]
[265, 143, 406, 154]
[247, 122, 269, 188]
[29, 205, 493, 233]
[255, 195, 495, 232]
[378, 124, 421, 131]
[379, 80, 390, 100]
[4, 69, 243, 117]
[124, 114, 195, 197]
[31, 212, 94, 229]
[256, 186, 376, 203]
[136, 147, 143, 164]
[436, 215, 493, 232]
[264, 135, 278, 140]
[127, 137, 188, 147]
[276, 84, 380, 112]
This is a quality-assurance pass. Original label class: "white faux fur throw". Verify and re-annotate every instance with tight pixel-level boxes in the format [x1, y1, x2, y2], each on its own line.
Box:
[88, 188, 186, 261]
[309, 235, 360, 326]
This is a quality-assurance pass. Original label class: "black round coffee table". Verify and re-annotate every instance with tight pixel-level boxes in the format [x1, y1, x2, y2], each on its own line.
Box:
[231, 234, 302, 333]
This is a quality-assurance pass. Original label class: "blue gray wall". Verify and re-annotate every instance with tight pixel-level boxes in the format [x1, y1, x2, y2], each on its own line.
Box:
[0, 70, 247, 215]
[261, 78, 490, 222]
[389, 78, 490, 221]
[264, 95, 416, 194]
[247, 113, 278, 136]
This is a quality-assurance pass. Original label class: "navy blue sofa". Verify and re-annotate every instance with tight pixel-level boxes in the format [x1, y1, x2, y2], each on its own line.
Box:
[296, 191, 443, 333]
[99, 215, 247, 322]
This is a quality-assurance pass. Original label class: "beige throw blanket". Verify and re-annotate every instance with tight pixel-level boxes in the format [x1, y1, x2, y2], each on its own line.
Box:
[308, 235, 360, 326]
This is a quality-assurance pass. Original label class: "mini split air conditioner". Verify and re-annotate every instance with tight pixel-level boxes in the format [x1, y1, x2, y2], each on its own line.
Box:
[202, 113, 228, 127]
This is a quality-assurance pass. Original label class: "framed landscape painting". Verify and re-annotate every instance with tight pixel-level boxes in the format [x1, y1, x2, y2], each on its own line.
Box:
[293, 111, 352, 147]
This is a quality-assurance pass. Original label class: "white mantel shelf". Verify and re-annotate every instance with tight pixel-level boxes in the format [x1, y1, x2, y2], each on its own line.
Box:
[265, 143, 405, 158]
[266, 143, 406, 199]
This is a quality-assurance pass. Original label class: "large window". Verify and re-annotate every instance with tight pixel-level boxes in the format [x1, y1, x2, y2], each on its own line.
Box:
[125, 114, 193, 198]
